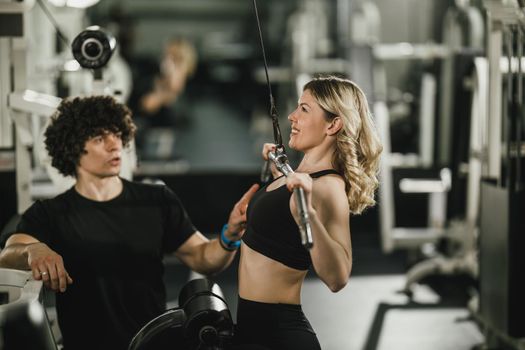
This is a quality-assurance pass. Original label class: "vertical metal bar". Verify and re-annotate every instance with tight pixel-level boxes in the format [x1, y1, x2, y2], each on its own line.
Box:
[438, 8, 459, 166]
[14, 111, 32, 213]
[0, 38, 13, 148]
[375, 101, 395, 253]
[504, 28, 513, 190]
[419, 73, 436, 168]
[488, 19, 503, 182]
[517, 28, 523, 190]
[13, 10, 31, 213]
[336, 0, 351, 56]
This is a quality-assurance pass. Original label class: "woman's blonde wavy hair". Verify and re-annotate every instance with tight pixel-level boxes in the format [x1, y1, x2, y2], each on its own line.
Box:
[304, 76, 382, 214]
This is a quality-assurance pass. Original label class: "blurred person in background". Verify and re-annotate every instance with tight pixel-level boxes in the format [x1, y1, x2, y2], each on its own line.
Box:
[128, 38, 198, 160]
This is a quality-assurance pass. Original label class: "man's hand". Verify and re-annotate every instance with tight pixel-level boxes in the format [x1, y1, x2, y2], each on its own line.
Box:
[26, 242, 73, 293]
[225, 184, 260, 241]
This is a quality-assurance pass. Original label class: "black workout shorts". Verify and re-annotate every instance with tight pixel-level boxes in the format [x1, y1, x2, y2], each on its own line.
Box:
[232, 296, 322, 350]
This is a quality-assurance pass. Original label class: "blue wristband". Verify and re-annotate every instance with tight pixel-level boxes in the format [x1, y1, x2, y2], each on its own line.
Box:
[220, 224, 241, 250]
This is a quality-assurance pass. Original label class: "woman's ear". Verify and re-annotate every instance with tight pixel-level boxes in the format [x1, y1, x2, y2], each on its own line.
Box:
[327, 117, 343, 136]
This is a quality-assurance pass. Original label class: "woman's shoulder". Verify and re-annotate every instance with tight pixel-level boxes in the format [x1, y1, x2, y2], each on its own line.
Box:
[312, 172, 345, 198]
[312, 175, 350, 221]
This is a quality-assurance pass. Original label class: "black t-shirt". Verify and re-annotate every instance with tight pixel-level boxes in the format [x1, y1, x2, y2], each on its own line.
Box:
[14, 179, 196, 350]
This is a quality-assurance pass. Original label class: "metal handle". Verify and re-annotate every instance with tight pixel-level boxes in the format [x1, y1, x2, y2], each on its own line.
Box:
[268, 151, 313, 249]
[260, 159, 272, 183]
[295, 187, 314, 249]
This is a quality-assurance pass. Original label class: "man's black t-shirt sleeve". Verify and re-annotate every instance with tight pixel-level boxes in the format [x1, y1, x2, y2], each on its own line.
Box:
[13, 200, 52, 245]
[161, 186, 197, 253]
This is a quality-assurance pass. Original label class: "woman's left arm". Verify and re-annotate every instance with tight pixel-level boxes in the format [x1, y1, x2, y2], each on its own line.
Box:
[287, 174, 351, 292]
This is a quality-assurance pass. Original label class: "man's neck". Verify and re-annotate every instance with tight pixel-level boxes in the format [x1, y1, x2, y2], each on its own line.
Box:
[74, 175, 123, 202]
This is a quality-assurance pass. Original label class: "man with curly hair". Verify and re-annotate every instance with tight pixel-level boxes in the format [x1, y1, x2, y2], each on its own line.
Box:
[0, 95, 258, 350]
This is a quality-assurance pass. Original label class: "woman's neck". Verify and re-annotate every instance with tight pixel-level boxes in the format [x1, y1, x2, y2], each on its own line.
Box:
[74, 175, 123, 202]
[296, 143, 336, 173]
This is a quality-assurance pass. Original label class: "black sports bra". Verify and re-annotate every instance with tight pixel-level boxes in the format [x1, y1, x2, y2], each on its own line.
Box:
[242, 169, 341, 270]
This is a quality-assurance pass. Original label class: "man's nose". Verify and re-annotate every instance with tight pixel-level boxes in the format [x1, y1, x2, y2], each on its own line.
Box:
[106, 135, 122, 150]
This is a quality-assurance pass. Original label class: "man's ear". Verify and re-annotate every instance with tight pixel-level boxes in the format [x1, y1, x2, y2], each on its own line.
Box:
[327, 117, 343, 136]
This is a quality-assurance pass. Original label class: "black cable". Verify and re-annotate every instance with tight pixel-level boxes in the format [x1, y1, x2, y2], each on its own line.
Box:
[252, 0, 284, 149]
[253, 0, 273, 106]
[36, 0, 70, 47]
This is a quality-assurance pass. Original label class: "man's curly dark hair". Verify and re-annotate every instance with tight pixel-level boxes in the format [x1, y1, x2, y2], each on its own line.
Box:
[44, 95, 136, 177]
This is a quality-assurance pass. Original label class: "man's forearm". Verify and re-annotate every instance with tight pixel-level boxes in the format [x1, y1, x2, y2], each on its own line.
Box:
[0, 244, 30, 270]
[197, 239, 237, 276]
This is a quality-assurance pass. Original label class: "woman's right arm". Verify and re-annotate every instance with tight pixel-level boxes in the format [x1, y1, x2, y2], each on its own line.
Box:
[0, 233, 72, 292]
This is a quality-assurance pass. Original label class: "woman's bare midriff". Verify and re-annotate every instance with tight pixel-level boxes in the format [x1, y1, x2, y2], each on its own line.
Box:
[239, 242, 308, 304]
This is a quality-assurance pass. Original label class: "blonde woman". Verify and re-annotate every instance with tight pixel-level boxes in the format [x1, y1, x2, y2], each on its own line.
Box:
[234, 76, 383, 349]
[140, 38, 198, 115]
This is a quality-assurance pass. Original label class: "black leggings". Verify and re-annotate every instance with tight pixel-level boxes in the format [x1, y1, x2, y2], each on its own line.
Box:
[232, 297, 322, 350]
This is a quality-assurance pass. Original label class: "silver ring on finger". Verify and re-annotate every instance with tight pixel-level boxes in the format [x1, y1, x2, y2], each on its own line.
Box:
[40, 271, 48, 277]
